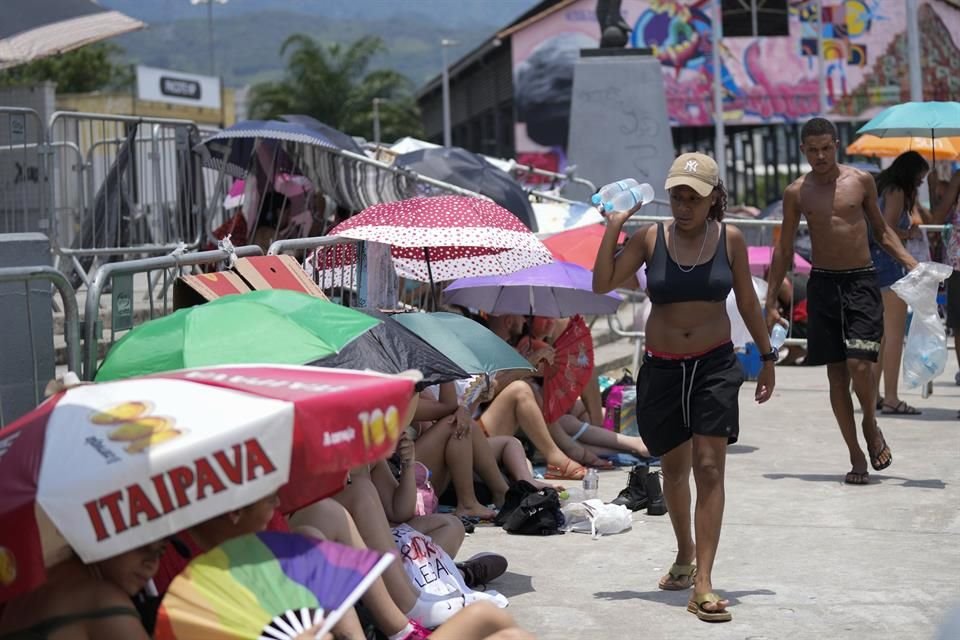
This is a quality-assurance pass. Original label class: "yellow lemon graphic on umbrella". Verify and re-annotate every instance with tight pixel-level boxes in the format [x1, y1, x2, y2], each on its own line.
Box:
[0, 547, 16, 586]
[90, 401, 152, 425]
[126, 429, 182, 454]
[108, 416, 172, 442]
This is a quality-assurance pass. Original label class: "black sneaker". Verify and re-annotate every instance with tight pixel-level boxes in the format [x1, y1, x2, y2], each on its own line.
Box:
[645, 470, 667, 516]
[456, 552, 508, 589]
[610, 465, 649, 511]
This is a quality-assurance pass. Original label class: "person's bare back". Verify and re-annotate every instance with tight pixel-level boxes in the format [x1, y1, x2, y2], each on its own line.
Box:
[789, 164, 874, 270]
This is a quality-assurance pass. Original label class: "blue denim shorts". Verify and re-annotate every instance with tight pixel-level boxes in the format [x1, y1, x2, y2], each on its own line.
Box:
[870, 244, 905, 289]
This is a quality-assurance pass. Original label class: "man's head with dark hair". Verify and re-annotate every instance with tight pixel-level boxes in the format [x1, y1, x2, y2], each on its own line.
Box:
[800, 117, 840, 176]
[800, 117, 838, 142]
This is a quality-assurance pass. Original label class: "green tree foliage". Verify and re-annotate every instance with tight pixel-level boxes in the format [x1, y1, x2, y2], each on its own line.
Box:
[0, 43, 132, 93]
[248, 34, 423, 142]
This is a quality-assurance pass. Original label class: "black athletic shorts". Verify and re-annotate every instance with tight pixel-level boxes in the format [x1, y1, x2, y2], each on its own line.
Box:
[806, 267, 883, 365]
[635, 343, 743, 457]
[947, 270, 960, 330]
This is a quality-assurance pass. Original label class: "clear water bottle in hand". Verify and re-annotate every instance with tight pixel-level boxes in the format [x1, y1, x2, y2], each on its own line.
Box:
[605, 183, 655, 214]
[592, 179, 639, 210]
[770, 321, 789, 351]
[583, 468, 599, 500]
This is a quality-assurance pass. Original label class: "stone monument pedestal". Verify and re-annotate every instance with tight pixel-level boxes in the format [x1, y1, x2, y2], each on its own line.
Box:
[565, 49, 673, 216]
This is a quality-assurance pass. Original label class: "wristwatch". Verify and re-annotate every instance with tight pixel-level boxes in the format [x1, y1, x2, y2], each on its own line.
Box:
[760, 348, 779, 363]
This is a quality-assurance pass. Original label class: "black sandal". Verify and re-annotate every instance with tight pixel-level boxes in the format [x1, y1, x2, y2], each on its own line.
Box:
[881, 400, 921, 415]
[868, 430, 893, 471]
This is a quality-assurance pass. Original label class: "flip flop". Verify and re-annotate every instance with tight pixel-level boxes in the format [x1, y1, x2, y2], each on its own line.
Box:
[687, 592, 732, 622]
[545, 460, 587, 481]
[881, 400, 921, 415]
[868, 429, 893, 471]
[844, 470, 870, 485]
[658, 563, 696, 590]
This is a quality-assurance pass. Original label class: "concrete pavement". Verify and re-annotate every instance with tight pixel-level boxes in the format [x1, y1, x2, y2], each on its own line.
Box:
[457, 361, 960, 640]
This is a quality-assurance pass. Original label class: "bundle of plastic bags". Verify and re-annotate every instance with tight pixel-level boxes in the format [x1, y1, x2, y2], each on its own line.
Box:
[891, 262, 953, 389]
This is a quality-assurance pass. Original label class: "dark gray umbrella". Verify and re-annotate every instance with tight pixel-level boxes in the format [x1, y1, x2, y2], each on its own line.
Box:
[310, 308, 469, 390]
[395, 146, 538, 231]
[0, 0, 144, 69]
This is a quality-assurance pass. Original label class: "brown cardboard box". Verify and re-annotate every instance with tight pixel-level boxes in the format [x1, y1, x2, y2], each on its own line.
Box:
[173, 271, 251, 309]
[233, 255, 327, 299]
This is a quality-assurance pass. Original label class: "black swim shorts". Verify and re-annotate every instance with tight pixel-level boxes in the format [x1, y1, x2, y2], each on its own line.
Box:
[635, 343, 743, 457]
[806, 266, 883, 365]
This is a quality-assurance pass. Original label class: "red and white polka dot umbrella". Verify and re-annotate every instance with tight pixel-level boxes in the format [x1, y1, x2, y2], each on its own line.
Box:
[321, 196, 553, 283]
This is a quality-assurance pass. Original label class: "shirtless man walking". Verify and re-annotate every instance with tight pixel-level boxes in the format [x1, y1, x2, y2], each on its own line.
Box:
[765, 118, 917, 485]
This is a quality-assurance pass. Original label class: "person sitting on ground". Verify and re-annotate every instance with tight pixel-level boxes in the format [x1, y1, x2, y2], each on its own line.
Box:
[411, 383, 502, 520]
[417, 382, 565, 499]
[497, 314, 652, 467]
[0, 542, 166, 640]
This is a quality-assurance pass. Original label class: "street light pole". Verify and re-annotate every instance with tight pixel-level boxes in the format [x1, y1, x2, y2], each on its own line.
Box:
[190, 0, 227, 76]
[440, 38, 458, 148]
[711, 0, 726, 182]
[373, 98, 382, 146]
[816, 0, 828, 114]
[906, 0, 923, 102]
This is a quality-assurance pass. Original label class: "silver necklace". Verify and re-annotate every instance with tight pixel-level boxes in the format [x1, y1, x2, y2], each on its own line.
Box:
[671, 220, 711, 273]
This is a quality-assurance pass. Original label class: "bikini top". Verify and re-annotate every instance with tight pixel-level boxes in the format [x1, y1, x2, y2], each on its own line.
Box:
[645, 222, 733, 304]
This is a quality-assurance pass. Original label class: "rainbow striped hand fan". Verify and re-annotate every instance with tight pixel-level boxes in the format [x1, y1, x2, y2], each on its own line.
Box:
[155, 532, 394, 640]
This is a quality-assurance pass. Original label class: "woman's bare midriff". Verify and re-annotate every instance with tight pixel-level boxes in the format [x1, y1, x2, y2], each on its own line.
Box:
[645, 301, 732, 355]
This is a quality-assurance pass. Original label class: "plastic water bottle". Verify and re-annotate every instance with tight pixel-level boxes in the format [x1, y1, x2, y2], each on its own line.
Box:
[604, 183, 655, 213]
[770, 321, 789, 351]
[592, 179, 639, 210]
[583, 468, 599, 500]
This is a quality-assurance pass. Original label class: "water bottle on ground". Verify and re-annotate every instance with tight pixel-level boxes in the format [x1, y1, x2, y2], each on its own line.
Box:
[583, 468, 599, 500]
[592, 179, 639, 210]
[604, 183, 655, 214]
[770, 321, 789, 351]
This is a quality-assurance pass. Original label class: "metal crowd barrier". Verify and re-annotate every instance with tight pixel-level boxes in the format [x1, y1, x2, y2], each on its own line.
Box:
[267, 236, 364, 307]
[0, 265, 80, 426]
[606, 216, 954, 359]
[47, 111, 209, 286]
[81, 245, 264, 379]
[0, 107, 48, 235]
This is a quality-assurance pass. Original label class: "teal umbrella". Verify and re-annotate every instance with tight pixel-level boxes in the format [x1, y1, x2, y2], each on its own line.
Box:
[857, 101, 960, 138]
[96, 290, 380, 381]
[392, 312, 533, 375]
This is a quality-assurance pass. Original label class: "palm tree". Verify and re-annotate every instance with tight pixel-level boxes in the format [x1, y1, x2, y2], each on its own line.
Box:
[248, 34, 423, 143]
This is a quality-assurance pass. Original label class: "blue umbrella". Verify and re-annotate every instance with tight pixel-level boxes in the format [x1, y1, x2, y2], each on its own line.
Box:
[195, 119, 349, 177]
[857, 102, 960, 138]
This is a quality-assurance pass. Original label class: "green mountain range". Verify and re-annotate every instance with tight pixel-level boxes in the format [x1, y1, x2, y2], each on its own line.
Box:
[105, 1, 538, 88]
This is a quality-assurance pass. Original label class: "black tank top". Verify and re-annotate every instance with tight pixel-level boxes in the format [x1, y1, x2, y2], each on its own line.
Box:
[646, 221, 733, 304]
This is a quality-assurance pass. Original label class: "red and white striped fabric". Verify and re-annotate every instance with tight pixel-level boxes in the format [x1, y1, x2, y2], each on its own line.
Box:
[0, 364, 418, 602]
[319, 196, 553, 283]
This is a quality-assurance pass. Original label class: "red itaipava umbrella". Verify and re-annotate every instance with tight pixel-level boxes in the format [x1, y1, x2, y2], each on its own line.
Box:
[318, 196, 552, 283]
[0, 364, 418, 602]
[541, 223, 625, 271]
[517, 316, 594, 423]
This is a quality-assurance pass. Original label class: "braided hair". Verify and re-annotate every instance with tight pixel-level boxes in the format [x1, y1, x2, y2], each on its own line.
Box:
[709, 179, 728, 221]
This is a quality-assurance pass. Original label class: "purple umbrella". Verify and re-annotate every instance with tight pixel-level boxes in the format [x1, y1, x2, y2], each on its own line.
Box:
[443, 260, 622, 318]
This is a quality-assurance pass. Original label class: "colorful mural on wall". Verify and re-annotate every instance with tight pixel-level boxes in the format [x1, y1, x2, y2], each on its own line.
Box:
[511, 0, 960, 169]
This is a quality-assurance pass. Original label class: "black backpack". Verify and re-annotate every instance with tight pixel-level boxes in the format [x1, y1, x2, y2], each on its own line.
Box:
[497, 481, 564, 536]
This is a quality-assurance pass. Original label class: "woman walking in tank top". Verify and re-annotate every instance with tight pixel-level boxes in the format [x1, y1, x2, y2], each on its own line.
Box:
[593, 153, 776, 623]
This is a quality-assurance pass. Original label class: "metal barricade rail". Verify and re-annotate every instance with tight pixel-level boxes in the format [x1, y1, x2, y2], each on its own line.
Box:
[82, 245, 264, 379]
[606, 216, 954, 357]
[47, 111, 209, 286]
[0, 265, 80, 426]
[268, 236, 364, 307]
[0, 107, 48, 235]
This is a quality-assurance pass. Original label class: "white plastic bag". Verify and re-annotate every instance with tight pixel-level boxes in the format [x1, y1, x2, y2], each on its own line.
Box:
[727, 276, 768, 349]
[560, 499, 633, 539]
[891, 262, 953, 389]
